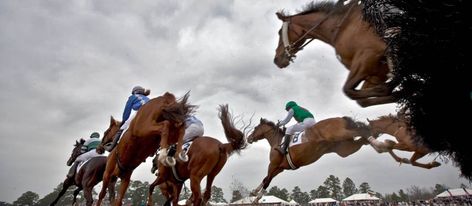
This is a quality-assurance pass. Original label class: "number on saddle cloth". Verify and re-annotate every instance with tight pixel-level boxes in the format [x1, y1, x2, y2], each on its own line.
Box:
[289, 132, 304, 148]
[182, 141, 192, 153]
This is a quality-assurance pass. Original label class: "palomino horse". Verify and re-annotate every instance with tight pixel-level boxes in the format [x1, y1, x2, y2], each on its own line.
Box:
[367, 114, 441, 169]
[147, 104, 247, 206]
[274, 0, 395, 107]
[247, 117, 370, 202]
[50, 139, 113, 206]
[95, 92, 194, 206]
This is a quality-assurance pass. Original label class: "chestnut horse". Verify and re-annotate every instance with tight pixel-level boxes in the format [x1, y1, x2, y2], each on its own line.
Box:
[274, 0, 395, 107]
[367, 115, 441, 169]
[147, 104, 247, 206]
[247, 117, 370, 202]
[95, 92, 194, 206]
[50, 139, 113, 206]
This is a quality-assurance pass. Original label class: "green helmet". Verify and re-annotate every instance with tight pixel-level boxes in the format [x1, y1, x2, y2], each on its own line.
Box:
[90, 132, 100, 139]
[285, 101, 298, 111]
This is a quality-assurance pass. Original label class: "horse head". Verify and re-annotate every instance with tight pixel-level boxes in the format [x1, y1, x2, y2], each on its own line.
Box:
[248, 118, 282, 143]
[274, 12, 309, 68]
[96, 116, 121, 154]
[67, 138, 85, 166]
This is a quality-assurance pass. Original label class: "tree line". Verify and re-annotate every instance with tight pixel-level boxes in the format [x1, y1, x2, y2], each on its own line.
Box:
[2, 175, 469, 205]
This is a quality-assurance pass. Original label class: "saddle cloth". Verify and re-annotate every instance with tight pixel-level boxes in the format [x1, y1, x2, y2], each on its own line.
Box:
[289, 131, 304, 148]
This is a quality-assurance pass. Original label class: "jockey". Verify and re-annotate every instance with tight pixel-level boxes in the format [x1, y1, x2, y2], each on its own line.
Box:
[183, 115, 204, 143]
[276, 101, 316, 154]
[174, 115, 204, 161]
[67, 132, 102, 178]
[110, 86, 150, 147]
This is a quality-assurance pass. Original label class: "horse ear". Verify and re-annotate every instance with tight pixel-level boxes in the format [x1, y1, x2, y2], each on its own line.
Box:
[276, 12, 286, 21]
[367, 118, 371, 122]
[260, 118, 264, 123]
[80, 138, 85, 144]
[110, 116, 115, 125]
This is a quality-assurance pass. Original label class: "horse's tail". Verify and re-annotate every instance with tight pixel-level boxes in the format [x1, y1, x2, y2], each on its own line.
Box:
[342, 116, 371, 138]
[218, 104, 247, 156]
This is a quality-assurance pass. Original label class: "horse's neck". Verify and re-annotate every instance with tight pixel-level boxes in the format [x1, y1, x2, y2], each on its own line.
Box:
[296, 13, 343, 45]
[264, 130, 283, 147]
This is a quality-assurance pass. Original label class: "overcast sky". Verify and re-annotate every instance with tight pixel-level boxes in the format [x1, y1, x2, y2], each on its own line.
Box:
[0, 0, 468, 203]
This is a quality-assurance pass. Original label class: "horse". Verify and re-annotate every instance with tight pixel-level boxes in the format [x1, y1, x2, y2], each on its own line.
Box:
[367, 114, 441, 169]
[273, 0, 396, 107]
[247, 116, 370, 202]
[147, 104, 247, 206]
[50, 139, 112, 206]
[95, 92, 194, 206]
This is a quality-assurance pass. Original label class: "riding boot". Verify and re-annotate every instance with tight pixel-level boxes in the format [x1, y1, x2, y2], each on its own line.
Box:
[67, 162, 79, 178]
[276, 134, 292, 155]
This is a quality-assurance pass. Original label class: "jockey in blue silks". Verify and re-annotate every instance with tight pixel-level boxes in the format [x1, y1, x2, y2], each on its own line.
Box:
[110, 86, 150, 147]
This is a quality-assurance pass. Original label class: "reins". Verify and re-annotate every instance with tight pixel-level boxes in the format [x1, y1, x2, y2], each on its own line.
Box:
[281, 1, 357, 58]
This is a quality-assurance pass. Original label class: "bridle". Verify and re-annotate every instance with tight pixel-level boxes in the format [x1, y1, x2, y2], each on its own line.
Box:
[279, 2, 356, 60]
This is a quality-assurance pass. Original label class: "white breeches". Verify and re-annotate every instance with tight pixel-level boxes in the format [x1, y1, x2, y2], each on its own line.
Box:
[120, 109, 137, 137]
[75, 149, 101, 163]
[286, 118, 316, 135]
[183, 123, 204, 143]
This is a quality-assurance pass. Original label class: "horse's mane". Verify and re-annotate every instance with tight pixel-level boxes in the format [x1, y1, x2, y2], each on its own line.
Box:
[280, 0, 358, 17]
[161, 92, 196, 124]
[342, 116, 370, 138]
[260, 118, 284, 134]
[377, 114, 397, 121]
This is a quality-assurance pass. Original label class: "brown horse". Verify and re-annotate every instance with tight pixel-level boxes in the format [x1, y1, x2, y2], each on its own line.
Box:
[147, 104, 247, 206]
[367, 114, 441, 169]
[50, 139, 113, 206]
[247, 117, 370, 202]
[273, 0, 395, 107]
[95, 92, 194, 206]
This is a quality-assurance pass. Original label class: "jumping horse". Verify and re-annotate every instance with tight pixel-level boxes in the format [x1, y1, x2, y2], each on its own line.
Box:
[247, 117, 370, 202]
[367, 114, 441, 169]
[95, 92, 194, 206]
[50, 139, 112, 206]
[147, 104, 247, 206]
[274, 0, 395, 107]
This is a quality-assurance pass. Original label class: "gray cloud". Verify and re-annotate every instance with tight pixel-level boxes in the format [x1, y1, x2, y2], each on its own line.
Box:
[0, 0, 468, 203]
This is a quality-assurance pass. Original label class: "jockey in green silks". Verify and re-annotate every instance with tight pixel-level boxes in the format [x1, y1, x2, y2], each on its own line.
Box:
[276, 101, 316, 154]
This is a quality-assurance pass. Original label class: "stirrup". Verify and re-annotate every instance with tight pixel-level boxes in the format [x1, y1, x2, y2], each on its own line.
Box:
[178, 151, 189, 162]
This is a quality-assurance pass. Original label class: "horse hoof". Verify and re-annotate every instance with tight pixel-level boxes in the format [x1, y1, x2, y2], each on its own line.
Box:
[165, 156, 176, 166]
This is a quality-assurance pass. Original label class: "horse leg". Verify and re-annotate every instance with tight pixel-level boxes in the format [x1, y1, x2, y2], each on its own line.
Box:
[96, 162, 115, 206]
[357, 95, 396, 107]
[50, 177, 74, 206]
[410, 152, 441, 169]
[367, 137, 392, 153]
[115, 173, 132, 206]
[190, 175, 204, 206]
[388, 150, 411, 165]
[72, 188, 81, 206]
[83, 187, 93, 206]
[147, 174, 165, 206]
[253, 166, 284, 203]
[202, 175, 216, 205]
[173, 184, 183, 206]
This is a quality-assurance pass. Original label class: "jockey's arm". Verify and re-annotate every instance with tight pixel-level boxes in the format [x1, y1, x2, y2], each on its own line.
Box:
[278, 109, 294, 126]
[122, 96, 136, 122]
